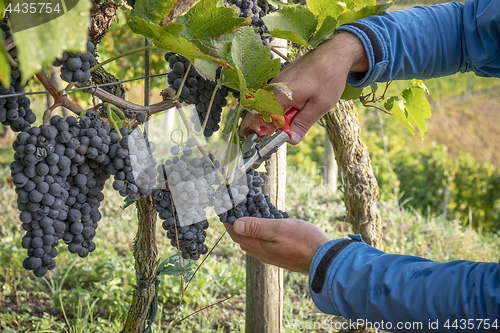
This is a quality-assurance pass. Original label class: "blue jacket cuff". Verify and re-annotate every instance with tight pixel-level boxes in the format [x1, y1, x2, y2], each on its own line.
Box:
[308, 234, 364, 314]
[336, 23, 389, 89]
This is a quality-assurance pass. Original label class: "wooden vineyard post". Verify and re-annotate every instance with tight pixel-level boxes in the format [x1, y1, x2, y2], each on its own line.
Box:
[245, 145, 286, 333]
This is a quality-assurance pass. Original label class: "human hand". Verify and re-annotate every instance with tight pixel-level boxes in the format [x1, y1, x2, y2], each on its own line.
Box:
[273, 32, 368, 144]
[225, 217, 331, 274]
[242, 32, 368, 144]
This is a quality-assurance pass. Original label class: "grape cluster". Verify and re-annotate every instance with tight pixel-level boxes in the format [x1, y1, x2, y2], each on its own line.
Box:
[0, 68, 36, 132]
[108, 127, 157, 201]
[228, 0, 277, 45]
[153, 189, 209, 260]
[165, 52, 228, 137]
[1, 17, 11, 40]
[215, 170, 289, 224]
[12, 109, 146, 277]
[153, 138, 216, 259]
[53, 38, 96, 83]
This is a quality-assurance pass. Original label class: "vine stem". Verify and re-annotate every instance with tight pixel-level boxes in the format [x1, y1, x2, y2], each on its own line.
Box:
[201, 85, 218, 132]
[173, 62, 192, 101]
[166, 231, 228, 331]
[89, 45, 156, 73]
[169, 295, 235, 329]
[106, 103, 123, 140]
[270, 45, 291, 62]
[35, 71, 84, 114]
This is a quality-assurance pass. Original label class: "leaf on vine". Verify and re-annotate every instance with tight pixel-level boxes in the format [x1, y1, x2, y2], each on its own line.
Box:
[337, 3, 392, 25]
[132, 0, 176, 25]
[308, 16, 338, 48]
[177, 0, 246, 39]
[306, 0, 345, 26]
[128, 17, 229, 67]
[11, 0, 91, 83]
[343, 0, 377, 10]
[176, 0, 246, 67]
[340, 84, 363, 101]
[270, 82, 293, 101]
[121, 196, 136, 210]
[385, 96, 415, 134]
[262, 6, 318, 47]
[401, 86, 431, 139]
[222, 107, 239, 135]
[241, 88, 283, 116]
[0, 38, 10, 87]
[156, 254, 196, 281]
[230, 27, 281, 90]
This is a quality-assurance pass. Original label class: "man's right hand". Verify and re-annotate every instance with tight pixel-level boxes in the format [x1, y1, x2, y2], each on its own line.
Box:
[268, 31, 369, 145]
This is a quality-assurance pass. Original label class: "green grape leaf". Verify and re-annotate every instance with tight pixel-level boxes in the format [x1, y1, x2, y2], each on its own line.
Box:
[306, 0, 345, 26]
[121, 196, 136, 210]
[177, 0, 245, 39]
[241, 88, 283, 116]
[222, 107, 240, 135]
[337, 3, 392, 25]
[11, 0, 91, 83]
[308, 15, 337, 48]
[0, 0, 5, 20]
[220, 60, 245, 91]
[230, 27, 281, 90]
[343, 0, 376, 10]
[385, 96, 415, 134]
[340, 84, 362, 101]
[401, 86, 431, 139]
[132, 0, 176, 25]
[263, 6, 318, 47]
[156, 254, 196, 281]
[176, 0, 245, 68]
[0, 39, 10, 87]
[128, 17, 228, 67]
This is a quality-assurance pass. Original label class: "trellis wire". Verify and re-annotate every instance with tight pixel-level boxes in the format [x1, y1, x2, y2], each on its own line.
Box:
[2, 72, 169, 99]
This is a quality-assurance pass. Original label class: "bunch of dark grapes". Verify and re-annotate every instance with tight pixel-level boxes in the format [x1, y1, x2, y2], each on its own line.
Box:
[153, 138, 219, 259]
[108, 127, 157, 201]
[59, 111, 114, 257]
[165, 52, 228, 137]
[12, 110, 120, 277]
[0, 21, 36, 132]
[153, 188, 209, 260]
[0, 68, 36, 132]
[1, 17, 11, 40]
[228, 0, 277, 45]
[215, 170, 289, 224]
[53, 38, 96, 82]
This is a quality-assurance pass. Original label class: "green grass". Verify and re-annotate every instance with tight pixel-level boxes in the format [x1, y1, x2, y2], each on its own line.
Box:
[1, 147, 499, 332]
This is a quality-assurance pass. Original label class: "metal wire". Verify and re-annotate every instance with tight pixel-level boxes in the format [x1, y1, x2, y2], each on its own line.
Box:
[0, 72, 169, 99]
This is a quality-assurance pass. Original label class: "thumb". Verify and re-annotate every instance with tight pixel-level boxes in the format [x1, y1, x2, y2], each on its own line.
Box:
[233, 216, 280, 241]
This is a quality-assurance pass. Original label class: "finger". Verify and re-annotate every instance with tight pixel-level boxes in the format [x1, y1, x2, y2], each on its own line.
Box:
[232, 216, 283, 241]
[288, 99, 331, 145]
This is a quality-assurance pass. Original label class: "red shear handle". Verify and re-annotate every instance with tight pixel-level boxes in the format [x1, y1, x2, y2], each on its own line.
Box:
[279, 108, 299, 139]
[244, 108, 299, 137]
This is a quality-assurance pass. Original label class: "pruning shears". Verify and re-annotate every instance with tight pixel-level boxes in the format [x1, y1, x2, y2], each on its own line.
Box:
[228, 108, 299, 183]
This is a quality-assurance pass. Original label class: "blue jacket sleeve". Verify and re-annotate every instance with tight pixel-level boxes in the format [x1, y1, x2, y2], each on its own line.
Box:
[309, 235, 500, 332]
[336, 0, 500, 88]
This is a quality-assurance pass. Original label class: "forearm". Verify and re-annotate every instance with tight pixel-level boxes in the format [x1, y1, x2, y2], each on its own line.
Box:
[309, 235, 500, 332]
[337, 0, 500, 88]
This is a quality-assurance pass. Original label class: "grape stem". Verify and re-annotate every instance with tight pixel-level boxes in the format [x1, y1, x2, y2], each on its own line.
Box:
[89, 45, 156, 73]
[201, 85, 218, 133]
[173, 62, 192, 102]
[106, 103, 123, 140]
[270, 45, 291, 62]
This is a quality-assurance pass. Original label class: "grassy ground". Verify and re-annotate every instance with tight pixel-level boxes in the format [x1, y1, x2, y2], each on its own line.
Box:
[0, 143, 499, 332]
